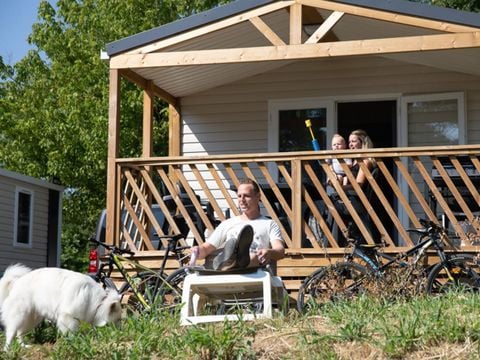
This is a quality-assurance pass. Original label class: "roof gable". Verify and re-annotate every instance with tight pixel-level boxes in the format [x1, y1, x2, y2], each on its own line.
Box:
[107, 0, 480, 56]
[107, 0, 276, 56]
[106, 0, 480, 99]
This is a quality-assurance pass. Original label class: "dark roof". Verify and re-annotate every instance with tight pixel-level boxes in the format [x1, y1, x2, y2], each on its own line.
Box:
[106, 0, 275, 56]
[106, 0, 480, 56]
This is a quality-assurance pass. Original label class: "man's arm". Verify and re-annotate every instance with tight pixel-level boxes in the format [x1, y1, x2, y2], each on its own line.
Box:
[251, 239, 285, 267]
[268, 239, 285, 261]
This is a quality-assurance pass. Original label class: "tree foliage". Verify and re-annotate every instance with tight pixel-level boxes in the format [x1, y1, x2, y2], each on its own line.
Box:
[1, 0, 477, 270]
[411, 0, 480, 11]
[433, 0, 480, 11]
[0, 0, 231, 270]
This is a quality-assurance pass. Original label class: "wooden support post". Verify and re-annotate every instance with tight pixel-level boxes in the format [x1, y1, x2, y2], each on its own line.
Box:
[143, 81, 154, 158]
[289, 3, 302, 45]
[106, 69, 120, 245]
[169, 103, 181, 156]
[143, 82, 154, 244]
[291, 159, 303, 248]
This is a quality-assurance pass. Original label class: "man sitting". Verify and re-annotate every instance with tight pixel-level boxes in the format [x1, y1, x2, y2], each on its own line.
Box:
[190, 178, 285, 271]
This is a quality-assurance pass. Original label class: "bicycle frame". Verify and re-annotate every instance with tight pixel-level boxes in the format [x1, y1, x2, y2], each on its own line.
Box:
[92, 233, 189, 312]
[297, 219, 477, 312]
[352, 223, 456, 282]
[364, 225, 462, 288]
[99, 252, 156, 310]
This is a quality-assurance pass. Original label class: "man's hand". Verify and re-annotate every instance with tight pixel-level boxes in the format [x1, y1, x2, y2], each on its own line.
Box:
[255, 248, 271, 265]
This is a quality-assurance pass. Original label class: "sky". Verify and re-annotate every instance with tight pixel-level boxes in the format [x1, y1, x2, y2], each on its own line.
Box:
[0, 0, 42, 65]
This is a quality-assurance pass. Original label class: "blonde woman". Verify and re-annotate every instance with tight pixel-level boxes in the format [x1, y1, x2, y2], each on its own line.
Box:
[345, 129, 376, 191]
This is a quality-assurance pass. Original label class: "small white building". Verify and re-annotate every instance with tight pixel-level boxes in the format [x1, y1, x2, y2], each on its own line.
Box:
[0, 168, 63, 272]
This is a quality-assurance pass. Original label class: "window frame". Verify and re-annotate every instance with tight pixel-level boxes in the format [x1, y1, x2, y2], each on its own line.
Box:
[268, 97, 334, 181]
[13, 187, 34, 248]
[398, 91, 467, 230]
[399, 91, 466, 147]
[268, 97, 335, 153]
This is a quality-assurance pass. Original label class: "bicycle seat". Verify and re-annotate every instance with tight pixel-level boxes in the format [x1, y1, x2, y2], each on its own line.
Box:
[358, 243, 381, 249]
[407, 228, 429, 235]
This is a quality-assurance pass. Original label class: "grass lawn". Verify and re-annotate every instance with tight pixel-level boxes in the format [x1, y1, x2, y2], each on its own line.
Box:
[2, 290, 480, 359]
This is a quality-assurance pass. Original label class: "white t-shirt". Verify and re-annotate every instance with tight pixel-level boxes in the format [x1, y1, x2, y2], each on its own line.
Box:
[331, 158, 353, 175]
[206, 215, 283, 252]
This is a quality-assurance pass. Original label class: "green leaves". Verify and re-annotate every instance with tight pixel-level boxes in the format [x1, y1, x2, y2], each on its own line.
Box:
[410, 0, 480, 11]
[0, 0, 232, 269]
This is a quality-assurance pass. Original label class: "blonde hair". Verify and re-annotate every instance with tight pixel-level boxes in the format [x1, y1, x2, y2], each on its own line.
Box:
[350, 129, 374, 149]
[331, 134, 347, 148]
[350, 129, 376, 166]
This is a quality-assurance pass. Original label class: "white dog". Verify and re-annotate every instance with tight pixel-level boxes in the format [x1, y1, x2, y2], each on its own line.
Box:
[0, 264, 122, 349]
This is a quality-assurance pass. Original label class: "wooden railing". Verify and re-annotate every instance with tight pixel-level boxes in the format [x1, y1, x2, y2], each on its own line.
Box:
[111, 145, 480, 254]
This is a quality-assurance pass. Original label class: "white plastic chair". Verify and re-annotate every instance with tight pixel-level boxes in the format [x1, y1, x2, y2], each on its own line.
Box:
[180, 267, 287, 325]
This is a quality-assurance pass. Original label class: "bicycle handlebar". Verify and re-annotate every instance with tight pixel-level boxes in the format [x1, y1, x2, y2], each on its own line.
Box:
[89, 237, 135, 256]
[422, 219, 445, 234]
[155, 233, 184, 241]
[418, 218, 441, 230]
[406, 218, 444, 236]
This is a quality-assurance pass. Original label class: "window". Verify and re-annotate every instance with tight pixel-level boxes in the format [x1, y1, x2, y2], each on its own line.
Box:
[398, 92, 466, 229]
[268, 98, 334, 180]
[269, 98, 333, 153]
[14, 188, 33, 247]
[400, 92, 466, 147]
[278, 108, 328, 152]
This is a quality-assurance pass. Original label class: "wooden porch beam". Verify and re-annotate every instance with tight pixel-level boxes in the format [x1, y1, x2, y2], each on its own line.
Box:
[168, 103, 181, 156]
[249, 16, 286, 46]
[106, 69, 121, 245]
[305, 11, 344, 44]
[118, 69, 177, 106]
[298, 0, 480, 33]
[291, 159, 303, 248]
[126, 1, 294, 55]
[143, 81, 153, 158]
[110, 31, 480, 68]
[289, 3, 302, 45]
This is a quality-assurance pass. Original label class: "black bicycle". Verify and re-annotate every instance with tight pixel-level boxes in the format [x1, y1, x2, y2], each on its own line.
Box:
[297, 218, 480, 312]
[90, 233, 190, 313]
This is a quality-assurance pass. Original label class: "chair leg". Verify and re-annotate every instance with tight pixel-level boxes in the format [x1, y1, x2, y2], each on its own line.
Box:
[262, 276, 273, 318]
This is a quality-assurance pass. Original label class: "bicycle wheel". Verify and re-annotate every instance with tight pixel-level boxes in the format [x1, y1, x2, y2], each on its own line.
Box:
[157, 267, 188, 312]
[100, 276, 117, 291]
[297, 261, 369, 313]
[426, 254, 480, 294]
[90, 272, 118, 291]
[118, 271, 162, 313]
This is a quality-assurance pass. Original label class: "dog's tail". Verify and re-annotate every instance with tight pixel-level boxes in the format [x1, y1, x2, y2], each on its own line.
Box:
[0, 264, 32, 308]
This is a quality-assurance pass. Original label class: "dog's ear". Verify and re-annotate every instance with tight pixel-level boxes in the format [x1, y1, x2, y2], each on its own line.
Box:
[110, 301, 122, 318]
[110, 302, 118, 312]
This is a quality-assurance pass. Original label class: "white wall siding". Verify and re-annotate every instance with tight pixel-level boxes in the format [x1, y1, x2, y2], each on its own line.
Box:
[181, 56, 480, 156]
[177, 56, 480, 216]
[0, 175, 53, 272]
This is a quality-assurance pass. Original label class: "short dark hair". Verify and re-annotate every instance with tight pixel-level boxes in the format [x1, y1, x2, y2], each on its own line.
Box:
[238, 178, 260, 194]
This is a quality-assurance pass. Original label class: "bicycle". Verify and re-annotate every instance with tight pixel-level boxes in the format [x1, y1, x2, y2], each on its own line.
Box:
[297, 218, 480, 312]
[89, 233, 190, 313]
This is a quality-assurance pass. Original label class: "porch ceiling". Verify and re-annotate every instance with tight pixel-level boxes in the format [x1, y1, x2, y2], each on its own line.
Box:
[107, 0, 480, 99]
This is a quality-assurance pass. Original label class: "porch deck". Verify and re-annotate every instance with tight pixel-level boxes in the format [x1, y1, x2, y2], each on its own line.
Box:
[106, 145, 480, 294]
